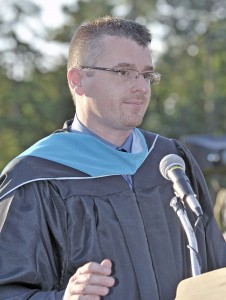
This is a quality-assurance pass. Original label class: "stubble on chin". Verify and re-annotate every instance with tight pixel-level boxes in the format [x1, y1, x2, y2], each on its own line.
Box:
[120, 96, 150, 128]
[120, 112, 145, 129]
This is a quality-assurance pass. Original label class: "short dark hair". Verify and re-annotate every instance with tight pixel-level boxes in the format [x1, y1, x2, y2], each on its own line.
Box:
[67, 16, 152, 71]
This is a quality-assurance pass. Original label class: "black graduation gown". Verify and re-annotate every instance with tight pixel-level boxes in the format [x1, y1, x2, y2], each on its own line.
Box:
[0, 129, 226, 300]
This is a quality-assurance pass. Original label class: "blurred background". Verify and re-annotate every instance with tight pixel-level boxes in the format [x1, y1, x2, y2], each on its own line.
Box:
[0, 0, 226, 229]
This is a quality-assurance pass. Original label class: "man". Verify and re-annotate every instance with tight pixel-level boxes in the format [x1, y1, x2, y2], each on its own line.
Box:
[0, 16, 226, 300]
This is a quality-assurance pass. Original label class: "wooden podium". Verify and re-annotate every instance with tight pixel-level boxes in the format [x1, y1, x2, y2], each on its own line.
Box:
[175, 268, 226, 300]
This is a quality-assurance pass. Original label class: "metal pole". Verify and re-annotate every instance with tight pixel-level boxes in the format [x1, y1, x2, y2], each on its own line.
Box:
[170, 196, 201, 276]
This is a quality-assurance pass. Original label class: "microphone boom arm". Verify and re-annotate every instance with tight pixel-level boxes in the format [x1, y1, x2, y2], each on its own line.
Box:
[170, 196, 201, 277]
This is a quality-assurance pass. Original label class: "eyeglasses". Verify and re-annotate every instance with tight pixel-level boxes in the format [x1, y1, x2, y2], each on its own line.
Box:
[80, 66, 161, 85]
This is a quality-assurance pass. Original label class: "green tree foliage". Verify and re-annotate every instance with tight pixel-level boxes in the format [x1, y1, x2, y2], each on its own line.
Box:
[0, 1, 74, 169]
[143, 0, 226, 138]
[0, 1, 42, 79]
[0, 66, 74, 170]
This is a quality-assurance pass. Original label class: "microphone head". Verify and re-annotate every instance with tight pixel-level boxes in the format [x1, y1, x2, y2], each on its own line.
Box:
[159, 154, 185, 180]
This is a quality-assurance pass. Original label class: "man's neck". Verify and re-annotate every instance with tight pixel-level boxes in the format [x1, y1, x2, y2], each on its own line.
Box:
[72, 114, 133, 147]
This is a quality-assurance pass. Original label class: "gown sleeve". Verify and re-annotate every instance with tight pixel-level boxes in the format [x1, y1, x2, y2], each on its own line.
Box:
[0, 180, 67, 299]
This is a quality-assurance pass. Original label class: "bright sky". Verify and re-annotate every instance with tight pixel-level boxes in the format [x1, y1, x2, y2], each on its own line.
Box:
[27, 0, 166, 65]
[32, 0, 76, 28]
[0, 0, 165, 70]
[11, 0, 77, 69]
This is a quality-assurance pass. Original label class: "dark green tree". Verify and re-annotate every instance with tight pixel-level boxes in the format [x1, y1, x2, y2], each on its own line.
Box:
[143, 0, 226, 137]
[0, 0, 74, 169]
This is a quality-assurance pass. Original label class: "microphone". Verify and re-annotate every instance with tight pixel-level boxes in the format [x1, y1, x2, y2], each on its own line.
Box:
[159, 154, 203, 217]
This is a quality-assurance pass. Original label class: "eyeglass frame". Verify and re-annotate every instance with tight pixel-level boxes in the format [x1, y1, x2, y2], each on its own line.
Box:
[79, 66, 161, 85]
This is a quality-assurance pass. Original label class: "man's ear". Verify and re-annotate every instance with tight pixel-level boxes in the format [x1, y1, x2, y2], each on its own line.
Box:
[67, 68, 83, 95]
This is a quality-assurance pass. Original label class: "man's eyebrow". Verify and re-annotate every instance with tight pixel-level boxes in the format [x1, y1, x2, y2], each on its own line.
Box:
[112, 63, 154, 71]
[112, 63, 136, 68]
[143, 66, 154, 71]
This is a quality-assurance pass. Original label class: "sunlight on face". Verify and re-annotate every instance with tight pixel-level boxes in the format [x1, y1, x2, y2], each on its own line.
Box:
[77, 35, 153, 137]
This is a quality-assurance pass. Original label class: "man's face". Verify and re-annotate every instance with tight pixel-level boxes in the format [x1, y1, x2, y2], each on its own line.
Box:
[77, 35, 153, 134]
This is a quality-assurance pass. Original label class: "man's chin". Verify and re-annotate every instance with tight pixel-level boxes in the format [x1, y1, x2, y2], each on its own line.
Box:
[123, 120, 143, 129]
[120, 113, 145, 129]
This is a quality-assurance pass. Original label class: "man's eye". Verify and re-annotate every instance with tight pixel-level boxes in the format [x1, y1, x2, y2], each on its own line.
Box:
[143, 73, 152, 80]
[118, 70, 130, 76]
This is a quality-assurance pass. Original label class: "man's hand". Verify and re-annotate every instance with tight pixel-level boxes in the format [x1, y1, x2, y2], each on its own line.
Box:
[63, 259, 115, 299]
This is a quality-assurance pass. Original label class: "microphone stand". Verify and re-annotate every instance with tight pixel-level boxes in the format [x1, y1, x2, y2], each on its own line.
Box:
[170, 196, 201, 277]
